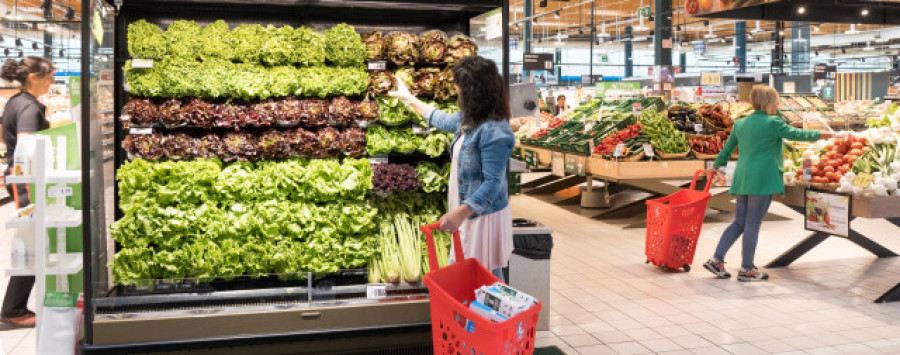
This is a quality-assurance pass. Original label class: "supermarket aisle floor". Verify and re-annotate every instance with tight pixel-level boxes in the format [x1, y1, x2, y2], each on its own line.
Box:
[512, 192, 900, 355]
[0, 199, 36, 355]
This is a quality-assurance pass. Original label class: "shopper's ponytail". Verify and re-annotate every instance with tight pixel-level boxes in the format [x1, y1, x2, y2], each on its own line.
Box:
[0, 56, 54, 86]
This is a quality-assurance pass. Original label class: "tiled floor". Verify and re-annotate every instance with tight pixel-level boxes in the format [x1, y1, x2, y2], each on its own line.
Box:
[3, 176, 900, 354]
[511, 180, 900, 354]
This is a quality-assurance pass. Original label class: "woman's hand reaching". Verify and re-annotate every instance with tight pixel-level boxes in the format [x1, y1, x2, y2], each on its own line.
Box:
[388, 78, 415, 104]
[439, 205, 474, 233]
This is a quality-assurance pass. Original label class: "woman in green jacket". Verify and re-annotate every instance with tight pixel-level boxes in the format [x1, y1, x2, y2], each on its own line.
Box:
[703, 86, 833, 281]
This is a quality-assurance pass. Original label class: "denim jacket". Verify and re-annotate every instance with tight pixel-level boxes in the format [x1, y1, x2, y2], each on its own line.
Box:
[427, 108, 515, 218]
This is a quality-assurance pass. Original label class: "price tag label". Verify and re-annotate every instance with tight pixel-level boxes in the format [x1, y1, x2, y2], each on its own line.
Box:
[366, 284, 387, 299]
[632, 103, 642, 117]
[853, 173, 874, 188]
[642, 144, 654, 157]
[367, 61, 387, 70]
[802, 159, 812, 182]
[613, 143, 625, 157]
[694, 123, 704, 133]
[130, 127, 152, 135]
[368, 156, 389, 165]
[131, 59, 154, 68]
[48, 187, 73, 198]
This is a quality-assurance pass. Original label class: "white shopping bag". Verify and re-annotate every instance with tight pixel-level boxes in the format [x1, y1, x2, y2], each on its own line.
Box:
[36, 292, 82, 355]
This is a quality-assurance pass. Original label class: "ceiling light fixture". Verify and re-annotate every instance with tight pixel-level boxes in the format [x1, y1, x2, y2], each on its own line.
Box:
[40, 0, 53, 10]
[798, 6, 806, 14]
[553, 11, 560, 19]
[634, 16, 649, 32]
[15, 38, 22, 47]
[846, 24, 859, 34]
[813, 25, 820, 32]
[751, 20, 764, 35]
[704, 25, 717, 39]
[65, 6, 75, 20]
[862, 9, 870, 16]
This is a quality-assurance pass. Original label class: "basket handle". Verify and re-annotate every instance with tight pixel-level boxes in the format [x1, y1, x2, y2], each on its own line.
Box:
[421, 223, 465, 272]
[689, 169, 716, 193]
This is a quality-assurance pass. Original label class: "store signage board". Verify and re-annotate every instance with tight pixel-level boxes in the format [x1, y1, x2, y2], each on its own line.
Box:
[524, 149, 538, 169]
[642, 144, 654, 157]
[564, 155, 586, 176]
[804, 189, 851, 238]
[613, 143, 625, 157]
[551, 152, 565, 177]
[694, 42, 706, 55]
[523, 53, 554, 71]
[484, 9, 502, 40]
[686, 0, 776, 16]
[700, 72, 723, 87]
[595, 81, 641, 97]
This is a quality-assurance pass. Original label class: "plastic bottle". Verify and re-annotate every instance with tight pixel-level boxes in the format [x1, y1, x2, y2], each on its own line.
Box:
[13, 135, 36, 176]
[11, 229, 26, 268]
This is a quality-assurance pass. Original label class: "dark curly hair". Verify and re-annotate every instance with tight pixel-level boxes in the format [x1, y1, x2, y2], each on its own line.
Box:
[451, 56, 510, 127]
[1, 56, 54, 86]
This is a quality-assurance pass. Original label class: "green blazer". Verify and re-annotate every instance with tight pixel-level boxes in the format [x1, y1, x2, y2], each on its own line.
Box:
[715, 110, 821, 195]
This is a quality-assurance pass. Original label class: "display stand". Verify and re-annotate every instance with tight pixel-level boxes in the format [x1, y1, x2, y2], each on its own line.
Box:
[5, 136, 83, 332]
[772, 185, 900, 303]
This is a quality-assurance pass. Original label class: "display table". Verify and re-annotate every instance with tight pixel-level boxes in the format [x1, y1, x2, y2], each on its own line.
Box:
[772, 185, 900, 303]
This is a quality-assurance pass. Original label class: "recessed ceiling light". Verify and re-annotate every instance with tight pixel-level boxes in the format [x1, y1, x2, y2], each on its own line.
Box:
[798, 7, 806, 14]
[862, 9, 870, 16]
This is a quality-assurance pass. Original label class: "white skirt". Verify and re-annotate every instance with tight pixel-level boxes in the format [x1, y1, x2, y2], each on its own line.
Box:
[448, 135, 513, 270]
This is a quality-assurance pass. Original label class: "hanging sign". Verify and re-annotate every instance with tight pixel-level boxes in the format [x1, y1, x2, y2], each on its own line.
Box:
[804, 189, 851, 238]
[524, 53, 554, 71]
[485, 9, 503, 40]
[687, 0, 776, 16]
[701, 72, 723, 86]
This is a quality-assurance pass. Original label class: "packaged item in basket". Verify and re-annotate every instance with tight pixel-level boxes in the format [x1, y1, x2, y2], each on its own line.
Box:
[468, 300, 509, 323]
[475, 286, 533, 319]
[490, 282, 538, 306]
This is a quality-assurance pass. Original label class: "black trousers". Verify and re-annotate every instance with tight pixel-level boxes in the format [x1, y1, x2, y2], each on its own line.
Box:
[2, 181, 34, 318]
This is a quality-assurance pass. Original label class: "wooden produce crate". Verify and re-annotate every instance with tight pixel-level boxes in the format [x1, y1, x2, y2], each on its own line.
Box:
[780, 185, 900, 219]
[587, 156, 705, 181]
[521, 146, 552, 169]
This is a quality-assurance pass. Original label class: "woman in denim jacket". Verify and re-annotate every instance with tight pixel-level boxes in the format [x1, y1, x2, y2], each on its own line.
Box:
[391, 56, 515, 280]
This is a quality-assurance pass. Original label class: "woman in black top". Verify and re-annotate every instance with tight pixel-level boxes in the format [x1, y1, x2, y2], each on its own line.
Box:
[0, 56, 55, 328]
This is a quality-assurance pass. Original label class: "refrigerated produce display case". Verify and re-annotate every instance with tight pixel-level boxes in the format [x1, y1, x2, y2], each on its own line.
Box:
[80, 0, 508, 352]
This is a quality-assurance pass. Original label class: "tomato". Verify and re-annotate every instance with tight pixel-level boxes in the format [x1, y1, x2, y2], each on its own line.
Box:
[833, 153, 844, 161]
[824, 151, 836, 159]
[862, 146, 871, 153]
[850, 142, 864, 149]
[837, 145, 849, 155]
[848, 156, 857, 165]
[830, 159, 843, 168]
[848, 148, 863, 157]
[817, 161, 826, 170]
[823, 166, 835, 174]
[835, 173, 844, 181]
[825, 172, 837, 181]
[811, 167, 820, 176]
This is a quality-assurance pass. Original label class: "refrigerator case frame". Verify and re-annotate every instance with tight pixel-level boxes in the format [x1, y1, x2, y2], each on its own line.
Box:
[81, 0, 509, 352]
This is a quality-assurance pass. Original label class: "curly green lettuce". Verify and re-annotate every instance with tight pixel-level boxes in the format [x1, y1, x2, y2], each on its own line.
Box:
[127, 19, 167, 60]
[324, 23, 366, 67]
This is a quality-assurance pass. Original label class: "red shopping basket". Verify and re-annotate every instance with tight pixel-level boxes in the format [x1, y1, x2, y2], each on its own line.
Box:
[421, 223, 542, 355]
[645, 170, 715, 272]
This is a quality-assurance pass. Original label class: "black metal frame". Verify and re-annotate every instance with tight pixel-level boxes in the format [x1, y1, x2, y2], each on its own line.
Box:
[766, 204, 900, 303]
[84, 0, 510, 349]
[695, 0, 900, 25]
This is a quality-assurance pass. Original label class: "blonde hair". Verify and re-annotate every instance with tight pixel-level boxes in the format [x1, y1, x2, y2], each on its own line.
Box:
[750, 85, 779, 113]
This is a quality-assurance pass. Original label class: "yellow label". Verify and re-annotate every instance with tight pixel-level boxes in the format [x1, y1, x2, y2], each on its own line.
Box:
[852, 173, 874, 188]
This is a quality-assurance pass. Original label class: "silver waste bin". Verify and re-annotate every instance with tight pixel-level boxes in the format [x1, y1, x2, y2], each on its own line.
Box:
[508, 219, 553, 331]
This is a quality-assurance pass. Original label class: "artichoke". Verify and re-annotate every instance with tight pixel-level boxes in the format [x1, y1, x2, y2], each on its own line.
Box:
[418, 30, 447, 65]
[445, 34, 477, 65]
[362, 30, 385, 60]
[386, 32, 419, 66]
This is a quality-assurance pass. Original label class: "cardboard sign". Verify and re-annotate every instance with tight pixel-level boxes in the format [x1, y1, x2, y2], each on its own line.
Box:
[805, 189, 851, 237]
[613, 143, 625, 157]
[852, 173, 874, 188]
[642, 144, 655, 157]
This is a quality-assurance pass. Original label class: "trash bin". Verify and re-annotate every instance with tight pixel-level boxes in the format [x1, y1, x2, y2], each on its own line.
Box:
[507, 219, 553, 331]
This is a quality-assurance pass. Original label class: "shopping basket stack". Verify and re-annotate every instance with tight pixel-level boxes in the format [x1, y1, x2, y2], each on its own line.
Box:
[645, 170, 715, 272]
[421, 223, 542, 355]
